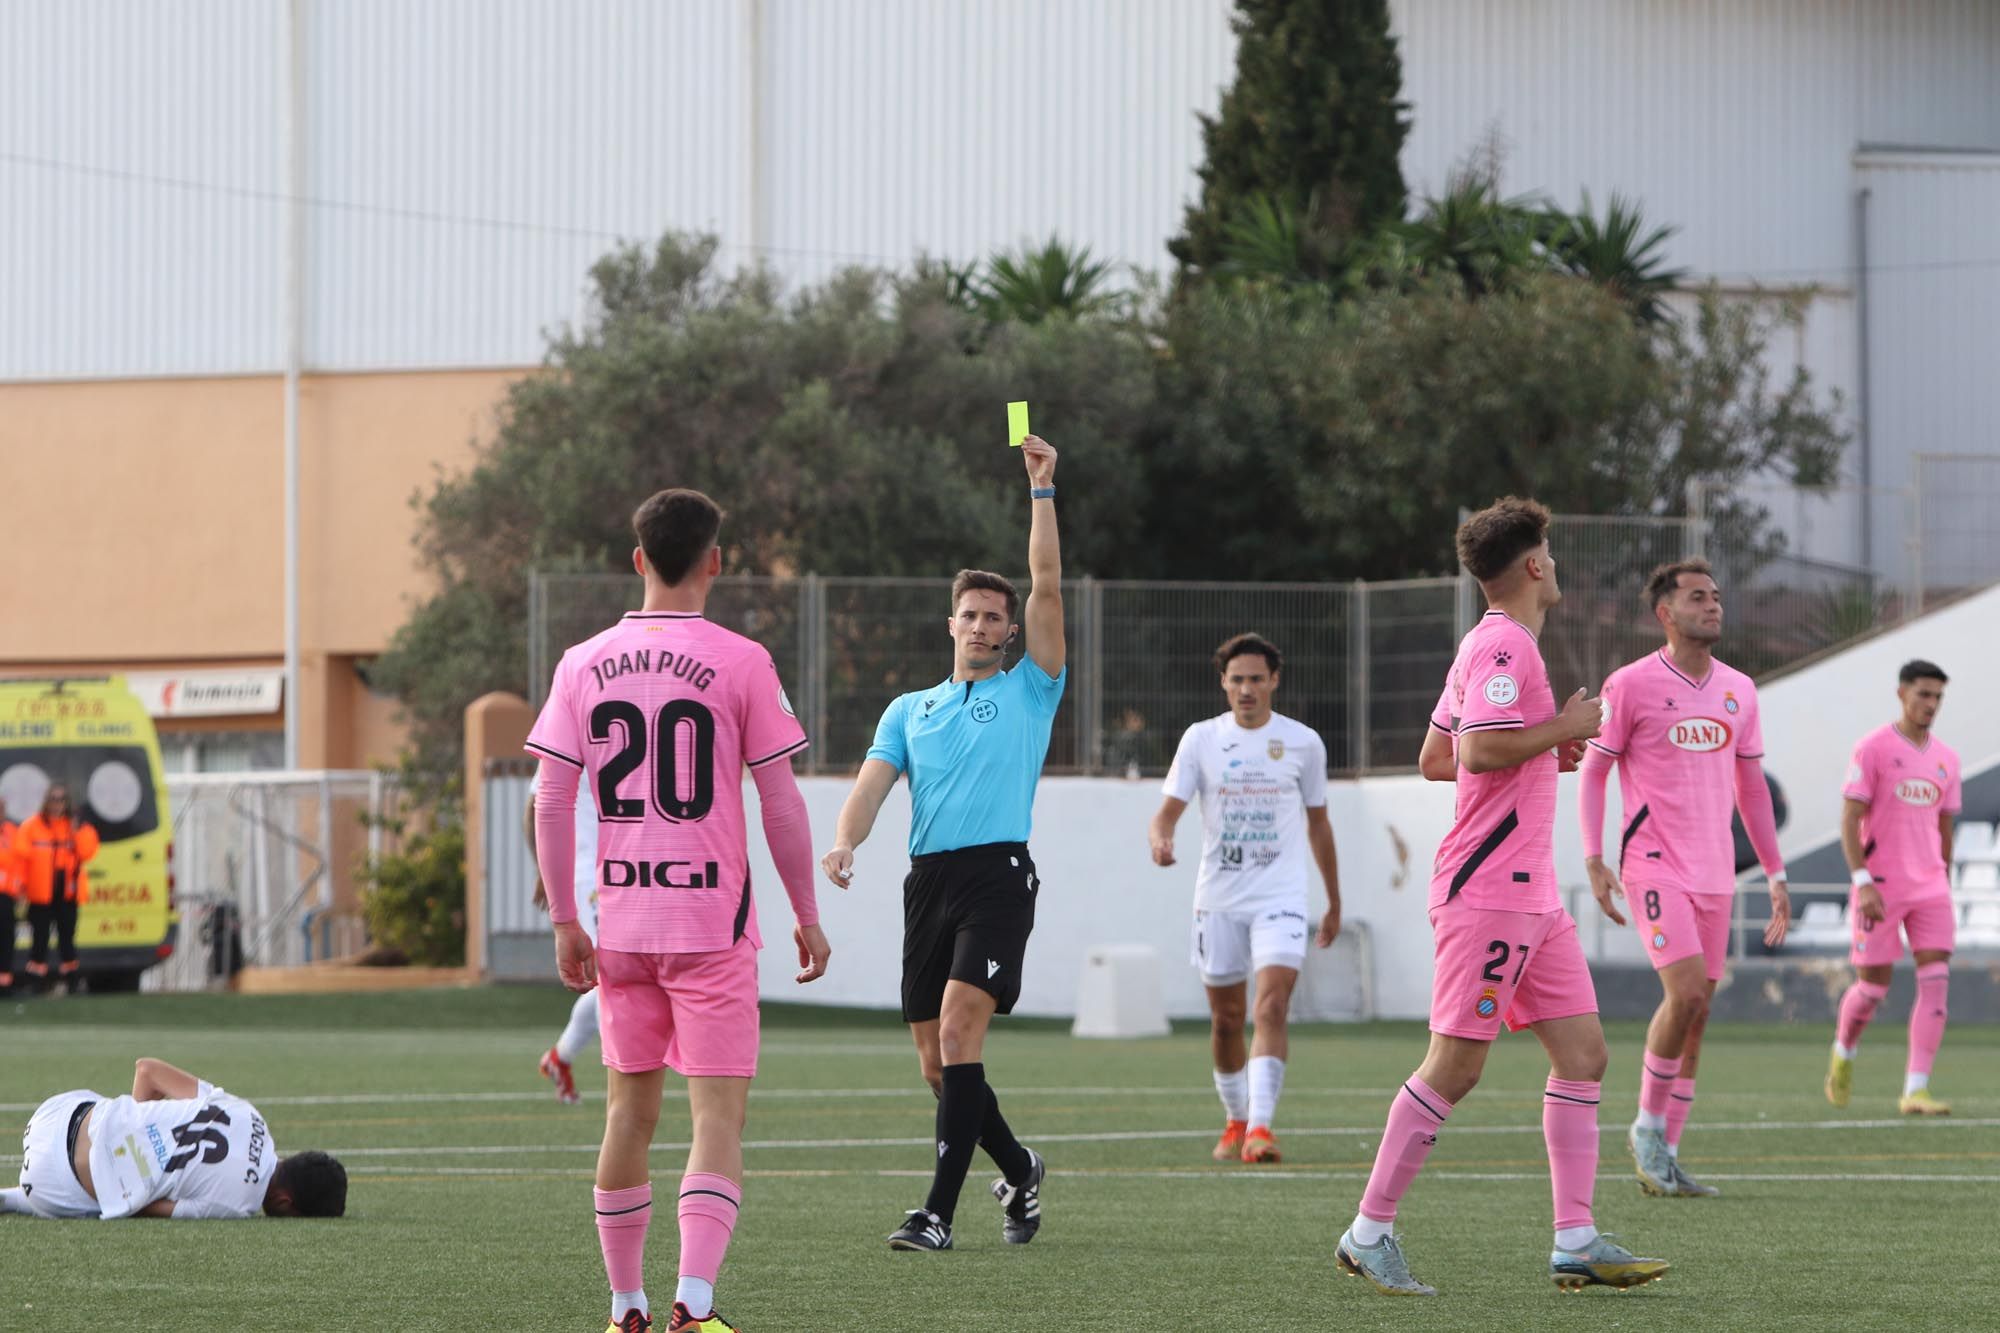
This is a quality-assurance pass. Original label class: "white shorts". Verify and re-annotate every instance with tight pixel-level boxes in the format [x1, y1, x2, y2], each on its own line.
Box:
[18, 1090, 101, 1218]
[1191, 907, 1309, 987]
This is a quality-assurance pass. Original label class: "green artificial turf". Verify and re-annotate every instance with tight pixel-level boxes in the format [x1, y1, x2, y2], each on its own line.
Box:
[3, 990, 1995, 1331]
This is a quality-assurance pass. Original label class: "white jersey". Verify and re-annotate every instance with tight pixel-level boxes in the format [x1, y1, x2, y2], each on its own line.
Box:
[1163, 712, 1328, 913]
[87, 1083, 277, 1220]
[530, 776, 599, 942]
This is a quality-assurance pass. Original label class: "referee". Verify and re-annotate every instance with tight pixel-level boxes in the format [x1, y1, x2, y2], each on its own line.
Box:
[820, 433, 1064, 1253]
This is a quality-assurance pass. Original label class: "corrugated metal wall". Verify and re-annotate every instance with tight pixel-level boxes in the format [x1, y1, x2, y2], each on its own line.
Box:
[3, 0, 1996, 383]
[1, 0, 284, 378]
[1395, 0, 2000, 286]
[1857, 150, 2000, 584]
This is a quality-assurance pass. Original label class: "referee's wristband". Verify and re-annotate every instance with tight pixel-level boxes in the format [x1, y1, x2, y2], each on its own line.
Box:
[1850, 867, 1874, 889]
[1030, 485, 1056, 500]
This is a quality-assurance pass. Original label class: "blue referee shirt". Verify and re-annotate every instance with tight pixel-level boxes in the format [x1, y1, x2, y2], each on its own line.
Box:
[866, 660, 1067, 857]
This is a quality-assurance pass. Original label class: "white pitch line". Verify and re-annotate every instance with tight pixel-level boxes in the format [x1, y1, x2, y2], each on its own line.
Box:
[6, 1112, 1984, 1167]
[332, 1163, 2000, 1186]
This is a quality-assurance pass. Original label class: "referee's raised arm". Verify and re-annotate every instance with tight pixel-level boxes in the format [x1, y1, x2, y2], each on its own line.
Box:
[1021, 435, 1064, 677]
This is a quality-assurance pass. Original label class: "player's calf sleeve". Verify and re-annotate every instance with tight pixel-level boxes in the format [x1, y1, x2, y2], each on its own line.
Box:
[1638, 1051, 1682, 1124]
[924, 1063, 987, 1223]
[1908, 962, 1949, 1076]
[1358, 1077, 1453, 1224]
[1836, 979, 1890, 1051]
[977, 1081, 1033, 1184]
[594, 1183, 652, 1297]
[677, 1172, 741, 1303]
[1666, 1077, 1696, 1149]
[1543, 1078, 1601, 1233]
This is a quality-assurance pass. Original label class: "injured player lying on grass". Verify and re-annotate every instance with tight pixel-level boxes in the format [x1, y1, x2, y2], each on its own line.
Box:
[3, 1056, 346, 1220]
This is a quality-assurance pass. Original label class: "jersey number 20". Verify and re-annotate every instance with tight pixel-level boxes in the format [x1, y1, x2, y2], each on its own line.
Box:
[590, 700, 717, 822]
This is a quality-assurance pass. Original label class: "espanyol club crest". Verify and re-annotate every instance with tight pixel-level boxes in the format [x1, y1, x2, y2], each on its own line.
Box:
[1268, 739, 1286, 760]
[1723, 690, 1740, 715]
[1651, 929, 1669, 951]
[1474, 988, 1499, 1020]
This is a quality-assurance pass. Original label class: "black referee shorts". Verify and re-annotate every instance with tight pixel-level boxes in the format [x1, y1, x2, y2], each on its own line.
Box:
[900, 841, 1039, 1023]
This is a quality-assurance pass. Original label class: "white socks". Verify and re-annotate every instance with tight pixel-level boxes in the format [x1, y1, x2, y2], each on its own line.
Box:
[1350, 1213, 1391, 1247]
[1213, 1067, 1249, 1122]
[612, 1291, 647, 1321]
[1833, 1040, 1856, 1060]
[1904, 1071, 1929, 1096]
[676, 1277, 715, 1318]
[1555, 1226, 1598, 1251]
[559, 987, 602, 1063]
[1248, 1056, 1286, 1131]
[1635, 1109, 1666, 1131]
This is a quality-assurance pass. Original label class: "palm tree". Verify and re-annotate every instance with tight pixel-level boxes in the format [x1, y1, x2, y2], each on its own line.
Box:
[1543, 191, 1687, 325]
[977, 237, 1122, 324]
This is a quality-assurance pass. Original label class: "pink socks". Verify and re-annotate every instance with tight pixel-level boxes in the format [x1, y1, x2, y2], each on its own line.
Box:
[1358, 1077, 1454, 1223]
[1908, 963, 1949, 1077]
[1836, 979, 1889, 1050]
[1543, 1078, 1600, 1232]
[677, 1173, 741, 1288]
[1638, 1052, 1682, 1121]
[594, 1183, 653, 1296]
[1666, 1077, 1697, 1149]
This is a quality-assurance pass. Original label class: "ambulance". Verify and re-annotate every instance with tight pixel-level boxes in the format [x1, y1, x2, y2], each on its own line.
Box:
[0, 677, 177, 990]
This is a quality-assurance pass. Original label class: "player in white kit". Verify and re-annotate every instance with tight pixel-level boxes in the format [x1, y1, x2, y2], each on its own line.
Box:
[530, 778, 604, 1103]
[3, 1057, 346, 1219]
[1149, 634, 1341, 1164]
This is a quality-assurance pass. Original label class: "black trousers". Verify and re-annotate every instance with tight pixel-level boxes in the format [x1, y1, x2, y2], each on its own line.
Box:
[0, 895, 16, 977]
[27, 898, 80, 970]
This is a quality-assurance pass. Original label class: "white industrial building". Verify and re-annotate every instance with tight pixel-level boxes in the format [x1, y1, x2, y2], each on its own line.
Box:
[4, 0, 1997, 589]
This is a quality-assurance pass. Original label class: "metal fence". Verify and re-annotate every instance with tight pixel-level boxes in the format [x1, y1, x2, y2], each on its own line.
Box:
[148, 770, 397, 991]
[528, 503, 1920, 776]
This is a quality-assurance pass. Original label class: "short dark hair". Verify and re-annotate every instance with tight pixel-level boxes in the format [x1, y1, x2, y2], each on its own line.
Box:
[1214, 633, 1281, 677]
[273, 1151, 347, 1218]
[1644, 557, 1715, 609]
[949, 570, 1019, 623]
[632, 489, 723, 586]
[1899, 659, 1948, 686]
[1456, 497, 1552, 583]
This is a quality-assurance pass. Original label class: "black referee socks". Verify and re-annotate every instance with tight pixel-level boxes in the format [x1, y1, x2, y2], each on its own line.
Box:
[924, 1062, 990, 1224]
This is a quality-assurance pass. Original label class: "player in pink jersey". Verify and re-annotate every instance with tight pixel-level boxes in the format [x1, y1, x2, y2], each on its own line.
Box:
[528, 488, 830, 1333]
[1577, 559, 1790, 1198]
[1337, 498, 1667, 1297]
[1826, 660, 1961, 1117]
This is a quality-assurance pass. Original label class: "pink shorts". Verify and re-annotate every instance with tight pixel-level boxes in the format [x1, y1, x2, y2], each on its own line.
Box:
[1850, 891, 1956, 967]
[1429, 903, 1597, 1039]
[1629, 883, 1733, 982]
[597, 936, 761, 1078]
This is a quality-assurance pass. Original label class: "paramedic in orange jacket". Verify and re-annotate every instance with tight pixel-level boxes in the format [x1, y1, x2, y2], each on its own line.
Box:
[0, 798, 17, 991]
[13, 783, 98, 988]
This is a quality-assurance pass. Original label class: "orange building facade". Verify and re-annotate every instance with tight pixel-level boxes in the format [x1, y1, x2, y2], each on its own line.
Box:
[0, 370, 522, 770]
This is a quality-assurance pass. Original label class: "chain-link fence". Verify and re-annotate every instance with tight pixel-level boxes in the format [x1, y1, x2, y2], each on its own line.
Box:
[529, 501, 1917, 776]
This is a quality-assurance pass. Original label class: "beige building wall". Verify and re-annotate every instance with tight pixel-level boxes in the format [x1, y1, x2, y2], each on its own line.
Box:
[0, 369, 524, 765]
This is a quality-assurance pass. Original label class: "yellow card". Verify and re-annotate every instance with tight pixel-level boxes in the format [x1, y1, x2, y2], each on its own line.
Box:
[1007, 401, 1030, 447]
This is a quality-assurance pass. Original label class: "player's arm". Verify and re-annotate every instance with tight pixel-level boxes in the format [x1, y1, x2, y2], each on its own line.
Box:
[1734, 757, 1790, 946]
[1307, 806, 1341, 946]
[1148, 796, 1188, 866]
[1840, 797, 1884, 924]
[821, 758, 901, 888]
[1418, 724, 1456, 782]
[532, 755, 596, 992]
[1021, 435, 1064, 678]
[1939, 811, 1956, 869]
[752, 757, 831, 983]
[523, 791, 549, 913]
[1456, 688, 1601, 775]
[133, 1057, 201, 1102]
[1577, 745, 1626, 925]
